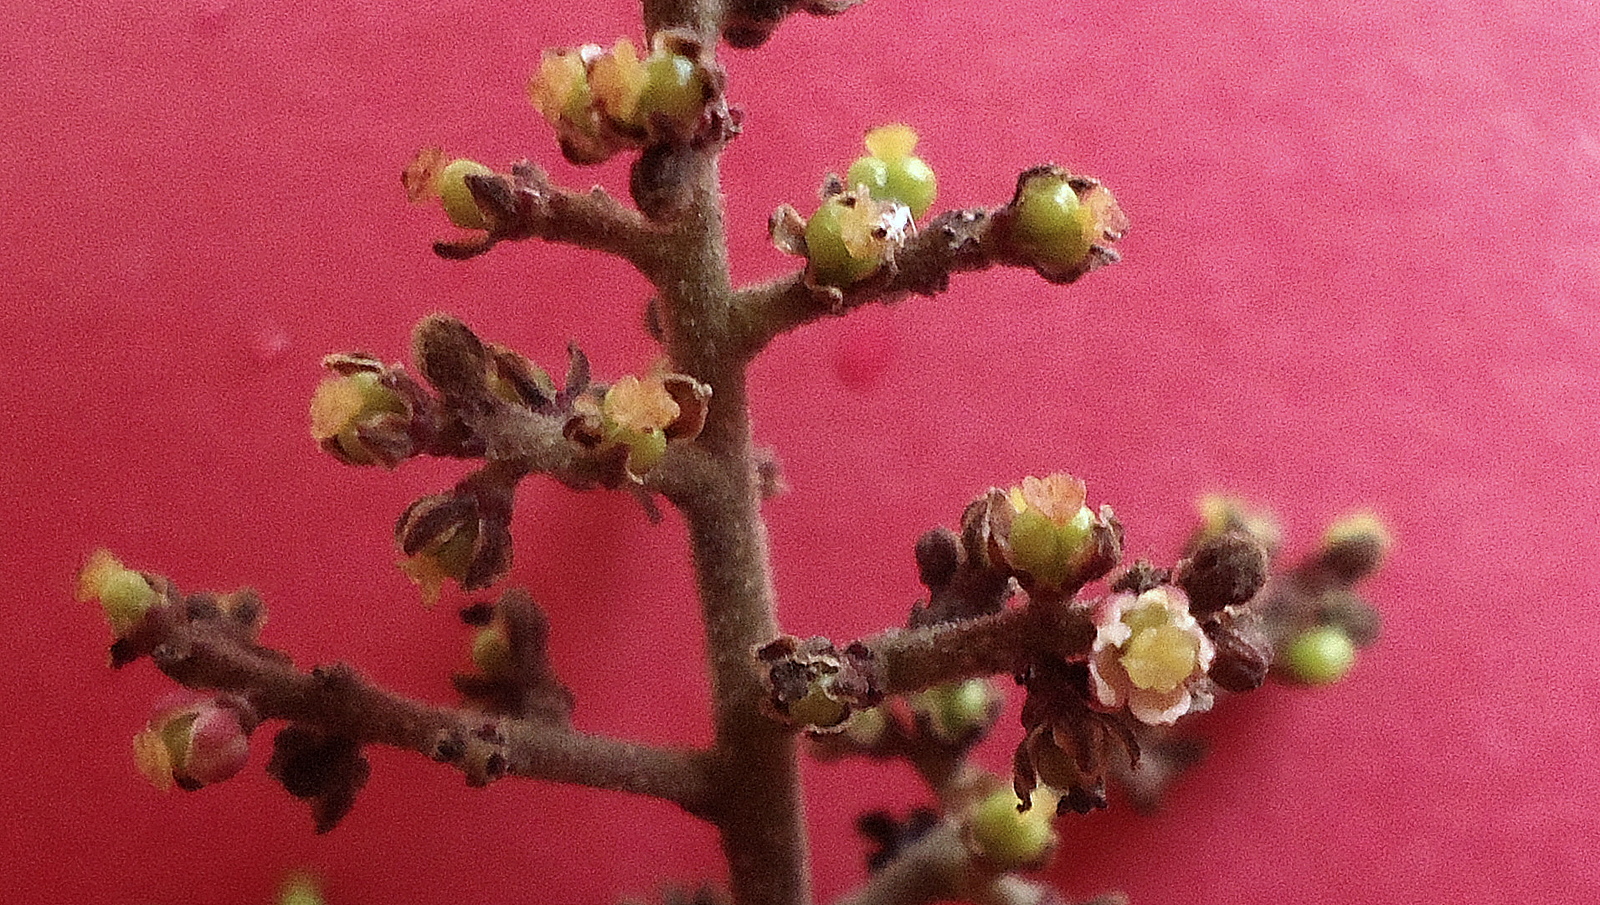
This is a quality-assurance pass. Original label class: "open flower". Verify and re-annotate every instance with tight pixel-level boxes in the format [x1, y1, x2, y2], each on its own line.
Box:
[1089, 586, 1215, 725]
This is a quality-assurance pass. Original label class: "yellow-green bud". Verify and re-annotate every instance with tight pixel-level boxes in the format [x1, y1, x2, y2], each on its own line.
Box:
[966, 788, 1057, 870]
[1282, 625, 1357, 685]
[438, 159, 495, 230]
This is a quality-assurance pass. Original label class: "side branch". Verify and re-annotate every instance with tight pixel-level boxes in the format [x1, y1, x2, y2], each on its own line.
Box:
[729, 207, 1001, 358]
[118, 607, 714, 817]
[434, 162, 671, 277]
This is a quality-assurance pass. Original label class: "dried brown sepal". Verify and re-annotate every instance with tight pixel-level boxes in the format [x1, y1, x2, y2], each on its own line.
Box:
[267, 724, 371, 834]
[908, 506, 1015, 628]
[756, 636, 885, 731]
[1014, 658, 1139, 815]
[413, 314, 495, 406]
[401, 146, 448, 202]
[1175, 531, 1270, 617]
[660, 373, 712, 441]
[769, 204, 808, 256]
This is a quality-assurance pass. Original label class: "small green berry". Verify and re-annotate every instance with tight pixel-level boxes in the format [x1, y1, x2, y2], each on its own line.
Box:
[471, 626, 514, 680]
[636, 52, 706, 131]
[911, 678, 999, 742]
[787, 685, 850, 729]
[1006, 505, 1095, 590]
[804, 197, 883, 287]
[1282, 625, 1357, 685]
[1008, 173, 1095, 271]
[610, 425, 668, 475]
[846, 124, 937, 218]
[966, 788, 1056, 870]
[438, 159, 495, 230]
[100, 569, 158, 635]
[846, 155, 937, 219]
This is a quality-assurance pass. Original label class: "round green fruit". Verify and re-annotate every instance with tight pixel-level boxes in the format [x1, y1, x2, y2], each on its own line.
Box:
[637, 53, 706, 130]
[1008, 175, 1095, 270]
[846, 154, 937, 219]
[804, 199, 880, 287]
[438, 159, 494, 230]
[1282, 625, 1357, 685]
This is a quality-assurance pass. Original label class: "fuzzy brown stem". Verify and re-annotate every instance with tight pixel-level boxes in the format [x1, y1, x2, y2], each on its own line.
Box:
[127, 608, 712, 815]
[640, 82, 812, 905]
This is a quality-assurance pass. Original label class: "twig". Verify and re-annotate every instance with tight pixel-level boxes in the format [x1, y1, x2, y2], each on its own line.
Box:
[121, 606, 714, 816]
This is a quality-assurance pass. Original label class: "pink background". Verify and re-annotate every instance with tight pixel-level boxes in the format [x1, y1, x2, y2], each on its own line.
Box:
[5, 1, 1598, 903]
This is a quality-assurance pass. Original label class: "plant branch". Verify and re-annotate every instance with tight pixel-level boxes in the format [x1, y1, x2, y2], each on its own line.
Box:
[434, 163, 670, 278]
[117, 605, 714, 816]
[730, 207, 1000, 358]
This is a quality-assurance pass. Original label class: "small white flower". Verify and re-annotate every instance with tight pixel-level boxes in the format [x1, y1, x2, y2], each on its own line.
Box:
[1089, 586, 1215, 725]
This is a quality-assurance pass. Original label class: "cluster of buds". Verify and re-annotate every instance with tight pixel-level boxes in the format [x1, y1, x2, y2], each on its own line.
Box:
[986, 474, 1123, 595]
[565, 370, 711, 483]
[995, 166, 1128, 284]
[528, 33, 724, 165]
[1265, 510, 1390, 685]
[132, 693, 256, 792]
[758, 636, 884, 731]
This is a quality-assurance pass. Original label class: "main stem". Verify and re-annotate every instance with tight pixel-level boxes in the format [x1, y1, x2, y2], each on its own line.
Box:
[638, 46, 810, 905]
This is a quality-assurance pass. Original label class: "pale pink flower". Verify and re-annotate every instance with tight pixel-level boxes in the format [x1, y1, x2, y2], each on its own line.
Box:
[1089, 586, 1215, 725]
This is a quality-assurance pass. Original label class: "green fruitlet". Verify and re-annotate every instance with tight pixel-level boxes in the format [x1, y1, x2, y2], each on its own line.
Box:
[438, 159, 495, 230]
[637, 52, 706, 131]
[966, 788, 1056, 870]
[845, 124, 937, 218]
[1007, 504, 1095, 590]
[804, 197, 881, 287]
[1282, 625, 1357, 685]
[1008, 174, 1095, 271]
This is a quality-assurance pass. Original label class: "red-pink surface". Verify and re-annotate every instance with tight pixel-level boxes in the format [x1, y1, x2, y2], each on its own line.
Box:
[5, 1, 1598, 903]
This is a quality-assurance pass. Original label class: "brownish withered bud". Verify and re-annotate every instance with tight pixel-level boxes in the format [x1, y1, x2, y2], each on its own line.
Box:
[1014, 658, 1138, 815]
[396, 476, 516, 605]
[1310, 512, 1392, 587]
[267, 725, 371, 834]
[413, 314, 495, 406]
[1204, 609, 1274, 693]
[757, 636, 884, 731]
[914, 527, 962, 591]
[1314, 590, 1383, 648]
[1176, 531, 1269, 616]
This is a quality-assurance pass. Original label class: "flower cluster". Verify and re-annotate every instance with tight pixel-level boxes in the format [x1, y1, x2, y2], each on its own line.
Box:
[528, 33, 720, 165]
